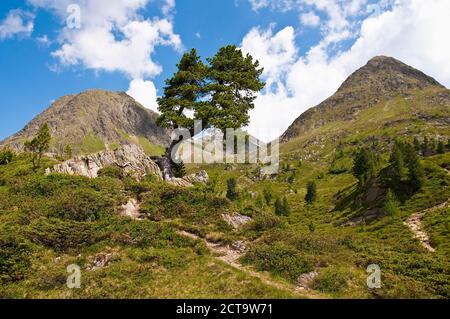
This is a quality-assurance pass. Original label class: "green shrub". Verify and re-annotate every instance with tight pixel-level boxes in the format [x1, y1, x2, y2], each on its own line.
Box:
[0, 234, 30, 284]
[244, 212, 281, 232]
[128, 247, 194, 270]
[266, 230, 347, 253]
[140, 185, 229, 223]
[312, 266, 350, 293]
[243, 242, 314, 283]
[383, 189, 400, 216]
[226, 178, 238, 200]
[263, 189, 273, 205]
[0, 150, 14, 165]
[274, 197, 290, 216]
[27, 218, 104, 252]
[98, 165, 124, 179]
[113, 220, 197, 250]
[48, 188, 116, 221]
[8, 173, 124, 222]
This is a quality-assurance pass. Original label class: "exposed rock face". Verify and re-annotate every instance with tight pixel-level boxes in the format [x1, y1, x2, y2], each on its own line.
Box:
[166, 170, 209, 187]
[45, 144, 210, 188]
[342, 180, 388, 226]
[296, 270, 319, 291]
[120, 198, 142, 220]
[45, 144, 163, 180]
[222, 213, 253, 229]
[183, 170, 209, 184]
[1, 89, 169, 153]
[281, 56, 445, 142]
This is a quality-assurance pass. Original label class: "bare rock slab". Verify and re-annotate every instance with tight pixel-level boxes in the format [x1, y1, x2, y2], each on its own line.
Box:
[45, 144, 163, 180]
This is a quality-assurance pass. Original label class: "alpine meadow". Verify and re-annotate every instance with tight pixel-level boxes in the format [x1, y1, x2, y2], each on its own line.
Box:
[0, 0, 449, 304]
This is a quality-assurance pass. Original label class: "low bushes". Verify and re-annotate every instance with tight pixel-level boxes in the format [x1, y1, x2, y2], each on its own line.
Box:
[47, 188, 117, 221]
[312, 266, 350, 293]
[244, 212, 281, 232]
[0, 150, 14, 165]
[0, 234, 30, 284]
[242, 242, 314, 283]
[97, 165, 124, 179]
[27, 218, 105, 252]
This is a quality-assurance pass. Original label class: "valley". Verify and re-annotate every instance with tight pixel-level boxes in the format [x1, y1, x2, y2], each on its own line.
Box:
[0, 56, 449, 299]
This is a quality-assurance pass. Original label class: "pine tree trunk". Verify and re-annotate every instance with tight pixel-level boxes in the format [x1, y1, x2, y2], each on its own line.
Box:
[152, 136, 184, 180]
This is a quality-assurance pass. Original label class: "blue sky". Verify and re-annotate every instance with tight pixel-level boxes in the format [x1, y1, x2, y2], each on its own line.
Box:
[0, 0, 449, 142]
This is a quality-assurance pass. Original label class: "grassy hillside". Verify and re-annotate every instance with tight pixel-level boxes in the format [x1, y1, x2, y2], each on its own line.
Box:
[2, 149, 446, 298]
[0, 79, 448, 298]
[0, 155, 296, 298]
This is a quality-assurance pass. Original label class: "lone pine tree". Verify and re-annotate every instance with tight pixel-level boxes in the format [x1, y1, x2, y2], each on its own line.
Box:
[305, 181, 317, 204]
[155, 46, 264, 178]
[24, 123, 51, 170]
[226, 177, 238, 201]
[352, 147, 378, 189]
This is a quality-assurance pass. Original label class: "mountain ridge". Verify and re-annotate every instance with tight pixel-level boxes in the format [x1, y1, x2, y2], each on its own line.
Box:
[281, 56, 445, 143]
[0, 89, 170, 155]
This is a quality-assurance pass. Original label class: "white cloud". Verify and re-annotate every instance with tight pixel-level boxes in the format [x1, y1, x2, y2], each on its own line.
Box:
[300, 11, 320, 27]
[241, 25, 297, 90]
[0, 9, 34, 40]
[27, 0, 182, 119]
[127, 78, 159, 113]
[247, 0, 371, 46]
[162, 0, 176, 16]
[36, 34, 50, 46]
[241, 25, 301, 141]
[242, 0, 450, 142]
[248, 0, 270, 11]
[28, 0, 182, 79]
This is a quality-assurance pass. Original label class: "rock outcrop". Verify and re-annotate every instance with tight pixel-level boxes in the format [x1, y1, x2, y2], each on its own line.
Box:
[120, 198, 142, 220]
[222, 213, 252, 229]
[45, 144, 163, 180]
[166, 170, 209, 187]
[45, 144, 210, 188]
[296, 270, 319, 291]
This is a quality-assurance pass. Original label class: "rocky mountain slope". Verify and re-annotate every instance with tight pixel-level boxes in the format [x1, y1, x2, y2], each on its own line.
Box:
[281, 56, 446, 142]
[0, 89, 170, 155]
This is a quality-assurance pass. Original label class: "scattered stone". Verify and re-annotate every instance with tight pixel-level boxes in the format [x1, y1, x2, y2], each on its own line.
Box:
[231, 240, 247, 253]
[249, 191, 258, 199]
[343, 208, 386, 226]
[184, 170, 209, 184]
[86, 249, 119, 271]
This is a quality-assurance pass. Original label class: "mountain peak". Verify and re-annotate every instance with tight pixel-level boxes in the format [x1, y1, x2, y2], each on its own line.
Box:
[1, 89, 169, 154]
[337, 56, 443, 94]
[281, 56, 446, 143]
[367, 55, 401, 64]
